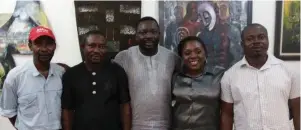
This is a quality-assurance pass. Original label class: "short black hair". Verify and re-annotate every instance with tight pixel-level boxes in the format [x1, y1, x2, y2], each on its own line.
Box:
[136, 16, 159, 29]
[177, 36, 208, 57]
[81, 30, 105, 44]
[241, 23, 268, 41]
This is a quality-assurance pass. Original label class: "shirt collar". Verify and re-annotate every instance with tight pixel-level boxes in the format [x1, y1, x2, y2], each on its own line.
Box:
[29, 62, 55, 77]
[239, 54, 281, 69]
[180, 68, 214, 78]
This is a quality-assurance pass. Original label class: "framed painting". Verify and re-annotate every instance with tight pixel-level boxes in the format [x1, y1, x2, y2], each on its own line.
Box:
[159, 1, 252, 74]
[74, 1, 141, 60]
[0, 0, 48, 91]
[0, 1, 49, 55]
[274, 1, 300, 61]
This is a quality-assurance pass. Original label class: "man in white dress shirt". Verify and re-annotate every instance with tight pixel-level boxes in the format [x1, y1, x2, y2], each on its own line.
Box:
[113, 16, 180, 130]
[220, 23, 300, 130]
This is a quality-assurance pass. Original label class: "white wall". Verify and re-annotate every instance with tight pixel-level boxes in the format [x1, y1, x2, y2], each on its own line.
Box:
[252, 1, 300, 74]
[0, 0, 300, 70]
[0, 1, 300, 130]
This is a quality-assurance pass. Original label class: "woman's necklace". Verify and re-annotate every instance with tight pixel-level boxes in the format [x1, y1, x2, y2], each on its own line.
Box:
[186, 72, 203, 78]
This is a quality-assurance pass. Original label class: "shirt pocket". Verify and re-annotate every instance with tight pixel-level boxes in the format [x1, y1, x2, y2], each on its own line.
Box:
[18, 94, 39, 119]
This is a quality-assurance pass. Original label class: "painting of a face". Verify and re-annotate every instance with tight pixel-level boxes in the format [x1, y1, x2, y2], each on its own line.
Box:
[203, 11, 211, 27]
[174, 6, 184, 22]
[197, 2, 216, 31]
[218, 2, 230, 21]
[159, 1, 252, 73]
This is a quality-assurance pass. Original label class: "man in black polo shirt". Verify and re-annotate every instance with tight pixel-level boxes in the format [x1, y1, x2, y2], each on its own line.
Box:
[61, 30, 131, 130]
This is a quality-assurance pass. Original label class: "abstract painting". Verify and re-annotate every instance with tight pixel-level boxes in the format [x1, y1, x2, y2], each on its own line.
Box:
[274, 1, 300, 60]
[159, 1, 252, 74]
[74, 1, 141, 60]
[0, 1, 49, 55]
[0, 0, 49, 90]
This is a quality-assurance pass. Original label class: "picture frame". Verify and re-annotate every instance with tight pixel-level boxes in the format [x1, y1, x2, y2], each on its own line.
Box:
[74, 1, 141, 60]
[274, 1, 300, 61]
[159, 1, 253, 73]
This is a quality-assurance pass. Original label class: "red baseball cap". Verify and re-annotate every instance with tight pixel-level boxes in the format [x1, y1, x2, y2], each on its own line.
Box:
[29, 26, 55, 41]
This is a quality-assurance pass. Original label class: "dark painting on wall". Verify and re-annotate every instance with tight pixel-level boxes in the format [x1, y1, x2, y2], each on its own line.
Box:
[74, 1, 141, 60]
[159, 1, 252, 74]
[274, 1, 300, 61]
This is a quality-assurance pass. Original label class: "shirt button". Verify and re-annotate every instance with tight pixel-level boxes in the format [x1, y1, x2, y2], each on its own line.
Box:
[92, 82, 96, 85]
[92, 72, 96, 76]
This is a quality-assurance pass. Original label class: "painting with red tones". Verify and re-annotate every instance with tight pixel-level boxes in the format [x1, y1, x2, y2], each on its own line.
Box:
[159, 1, 252, 74]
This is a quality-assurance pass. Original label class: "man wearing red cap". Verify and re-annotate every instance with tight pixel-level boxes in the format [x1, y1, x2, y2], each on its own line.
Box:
[0, 26, 65, 130]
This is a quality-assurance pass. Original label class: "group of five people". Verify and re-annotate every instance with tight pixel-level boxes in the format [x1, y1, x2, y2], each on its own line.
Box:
[0, 16, 299, 130]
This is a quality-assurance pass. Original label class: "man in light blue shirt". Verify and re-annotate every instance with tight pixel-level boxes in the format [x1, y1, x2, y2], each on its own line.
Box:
[0, 26, 65, 130]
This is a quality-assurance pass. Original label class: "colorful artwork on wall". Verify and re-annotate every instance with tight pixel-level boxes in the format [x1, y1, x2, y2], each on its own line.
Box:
[274, 1, 300, 61]
[159, 1, 252, 74]
[0, 1, 49, 55]
[0, 0, 49, 90]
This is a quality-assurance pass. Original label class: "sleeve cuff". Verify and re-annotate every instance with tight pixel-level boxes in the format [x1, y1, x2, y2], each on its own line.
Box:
[289, 95, 300, 100]
[0, 108, 17, 118]
[61, 105, 74, 110]
[221, 97, 234, 103]
[119, 99, 130, 104]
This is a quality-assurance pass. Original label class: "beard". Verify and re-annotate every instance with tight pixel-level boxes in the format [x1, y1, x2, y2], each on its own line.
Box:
[138, 39, 159, 49]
